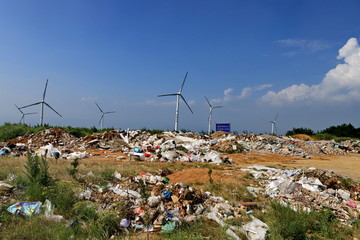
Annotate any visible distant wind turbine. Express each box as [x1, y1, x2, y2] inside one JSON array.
[[19, 79, 62, 126], [95, 102, 115, 130], [15, 104, 37, 124], [270, 113, 278, 135], [205, 96, 222, 135], [158, 72, 193, 132]]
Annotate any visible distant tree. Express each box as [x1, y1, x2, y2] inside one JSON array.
[[286, 127, 314, 136], [320, 123, 360, 138]]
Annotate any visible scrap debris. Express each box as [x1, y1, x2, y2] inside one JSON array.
[[241, 165, 360, 223], [1, 129, 358, 162]]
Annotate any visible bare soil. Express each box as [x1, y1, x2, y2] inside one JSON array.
[[87, 149, 360, 182], [166, 151, 360, 183]]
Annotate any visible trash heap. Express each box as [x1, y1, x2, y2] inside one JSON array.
[[79, 130, 130, 150], [8, 128, 77, 148], [224, 134, 347, 157], [0, 129, 352, 160], [75, 171, 268, 239], [241, 165, 360, 224]]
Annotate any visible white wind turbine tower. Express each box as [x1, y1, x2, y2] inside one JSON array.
[[270, 113, 278, 135], [95, 102, 115, 130], [158, 72, 193, 132], [15, 104, 37, 124], [205, 96, 222, 135], [19, 79, 62, 126]]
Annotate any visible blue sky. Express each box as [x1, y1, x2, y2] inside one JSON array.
[[1, 0, 360, 134]]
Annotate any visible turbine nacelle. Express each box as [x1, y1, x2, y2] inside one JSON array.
[[95, 102, 115, 130], [158, 72, 193, 131], [205, 96, 223, 135]]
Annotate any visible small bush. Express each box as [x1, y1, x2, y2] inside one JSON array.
[[89, 211, 121, 238], [140, 128, 164, 135], [43, 182, 77, 218], [73, 201, 99, 221], [258, 201, 343, 240], [314, 133, 336, 140], [24, 154, 52, 186], [99, 168, 114, 182]]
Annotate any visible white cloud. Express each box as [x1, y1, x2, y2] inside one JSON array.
[[255, 84, 273, 91], [212, 84, 272, 104], [261, 37, 360, 105], [81, 97, 98, 101], [278, 39, 330, 53]]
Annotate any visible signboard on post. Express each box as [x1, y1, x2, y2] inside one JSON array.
[[216, 123, 231, 133]]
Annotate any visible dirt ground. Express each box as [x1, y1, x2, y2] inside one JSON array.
[[89, 149, 360, 182], [164, 152, 360, 185], [230, 151, 360, 181]]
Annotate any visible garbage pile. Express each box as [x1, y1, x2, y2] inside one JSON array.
[[229, 134, 346, 157], [241, 165, 360, 224], [8, 128, 77, 148], [75, 171, 268, 239], [0, 129, 352, 161]]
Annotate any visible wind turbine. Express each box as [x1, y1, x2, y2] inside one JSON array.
[[15, 104, 37, 124], [205, 96, 222, 135], [270, 113, 278, 135], [19, 79, 62, 126], [158, 72, 193, 132], [95, 102, 115, 130]]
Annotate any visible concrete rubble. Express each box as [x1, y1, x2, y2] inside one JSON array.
[[241, 165, 360, 224]]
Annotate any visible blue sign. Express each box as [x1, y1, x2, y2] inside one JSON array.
[[216, 123, 231, 133]]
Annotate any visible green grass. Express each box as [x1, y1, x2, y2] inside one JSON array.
[[255, 201, 355, 240], [204, 181, 257, 203], [161, 219, 232, 240]]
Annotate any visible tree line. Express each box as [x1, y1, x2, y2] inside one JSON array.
[[286, 123, 360, 139]]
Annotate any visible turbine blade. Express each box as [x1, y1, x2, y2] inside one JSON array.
[[43, 79, 48, 101], [274, 113, 278, 121], [24, 112, 37, 115], [20, 115, 24, 123], [99, 115, 104, 126], [158, 93, 178, 97], [205, 96, 212, 108], [104, 111, 115, 114], [179, 72, 188, 93], [15, 104, 24, 114], [95, 102, 104, 113], [19, 102, 41, 109], [44, 102, 62, 117], [213, 106, 223, 109], [180, 94, 193, 114]]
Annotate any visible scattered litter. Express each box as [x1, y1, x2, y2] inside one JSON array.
[[8, 202, 42, 217]]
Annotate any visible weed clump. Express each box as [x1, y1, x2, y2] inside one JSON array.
[[257, 201, 348, 240]]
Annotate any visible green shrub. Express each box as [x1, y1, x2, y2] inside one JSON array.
[[43, 182, 77, 218], [24, 154, 52, 186], [257, 201, 343, 240], [67, 157, 80, 180], [73, 201, 99, 221], [140, 128, 164, 134], [99, 168, 114, 182], [89, 211, 121, 238], [313, 133, 335, 140]]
